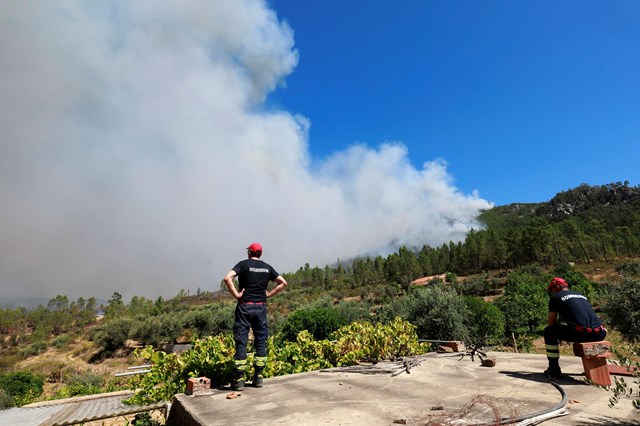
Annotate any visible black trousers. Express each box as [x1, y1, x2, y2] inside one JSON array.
[[544, 324, 606, 346], [544, 324, 606, 368], [233, 303, 269, 360]]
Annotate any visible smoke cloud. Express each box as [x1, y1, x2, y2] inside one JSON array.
[[0, 0, 492, 301]]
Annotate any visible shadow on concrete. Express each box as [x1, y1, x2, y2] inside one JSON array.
[[500, 370, 589, 386], [214, 385, 234, 391]]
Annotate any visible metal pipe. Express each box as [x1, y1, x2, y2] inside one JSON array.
[[114, 370, 151, 377]]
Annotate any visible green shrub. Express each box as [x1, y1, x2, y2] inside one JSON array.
[[281, 307, 348, 342], [428, 277, 444, 286], [454, 275, 498, 297], [0, 389, 14, 409], [20, 341, 47, 359], [92, 317, 134, 352], [182, 309, 214, 337], [67, 370, 104, 388], [444, 272, 457, 284], [602, 277, 640, 341], [359, 287, 369, 301], [52, 334, 71, 349], [159, 315, 184, 343], [330, 291, 345, 301], [55, 370, 105, 399], [334, 301, 372, 324], [615, 261, 640, 277], [554, 270, 598, 303], [132, 412, 160, 426], [131, 317, 163, 347], [0, 371, 44, 406], [378, 285, 469, 342], [495, 268, 547, 338], [268, 314, 288, 336], [0, 352, 22, 371], [463, 297, 505, 346], [54, 384, 102, 399], [309, 295, 335, 309], [608, 342, 640, 409], [208, 304, 236, 335], [514, 334, 535, 353], [9, 335, 19, 348], [129, 313, 186, 348], [369, 284, 395, 304], [330, 318, 429, 365]]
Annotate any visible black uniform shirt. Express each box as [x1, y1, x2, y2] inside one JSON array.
[[548, 290, 602, 328], [232, 258, 279, 302]]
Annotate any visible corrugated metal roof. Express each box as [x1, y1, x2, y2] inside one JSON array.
[[0, 391, 166, 426], [0, 405, 66, 426]]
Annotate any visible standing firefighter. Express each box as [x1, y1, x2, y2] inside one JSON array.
[[544, 277, 606, 379], [223, 243, 288, 390]]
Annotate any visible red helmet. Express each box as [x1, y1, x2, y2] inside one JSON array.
[[246, 242, 262, 255], [547, 277, 568, 292]]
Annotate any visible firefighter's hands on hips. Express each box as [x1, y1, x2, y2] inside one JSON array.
[[234, 289, 244, 300]]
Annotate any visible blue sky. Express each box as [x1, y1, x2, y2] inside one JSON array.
[[268, 0, 640, 205]]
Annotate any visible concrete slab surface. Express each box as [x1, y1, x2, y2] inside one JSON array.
[[167, 352, 639, 426]]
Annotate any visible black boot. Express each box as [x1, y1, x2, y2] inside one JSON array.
[[543, 367, 564, 380], [252, 367, 264, 388], [232, 372, 245, 391], [544, 358, 563, 380], [232, 358, 248, 391]]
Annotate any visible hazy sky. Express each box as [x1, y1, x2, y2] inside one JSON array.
[[1, 1, 495, 301]]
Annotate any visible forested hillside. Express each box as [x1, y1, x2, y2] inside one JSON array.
[[1, 182, 640, 410]]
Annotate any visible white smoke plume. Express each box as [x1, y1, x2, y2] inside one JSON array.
[[0, 0, 492, 301]]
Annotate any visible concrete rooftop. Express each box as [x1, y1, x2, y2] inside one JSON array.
[[167, 351, 639, 426]]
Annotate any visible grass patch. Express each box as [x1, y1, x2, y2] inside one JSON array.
[[0, 351, 22, 372], [606, 329, 640, 363]]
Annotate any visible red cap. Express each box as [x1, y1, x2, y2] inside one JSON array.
[[247, 243, 262, 253], [547, 277, 568, 291]]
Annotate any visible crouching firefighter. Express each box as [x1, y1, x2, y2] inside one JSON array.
[[223, 243, 288, 390], [543, 277, 606, 380]]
